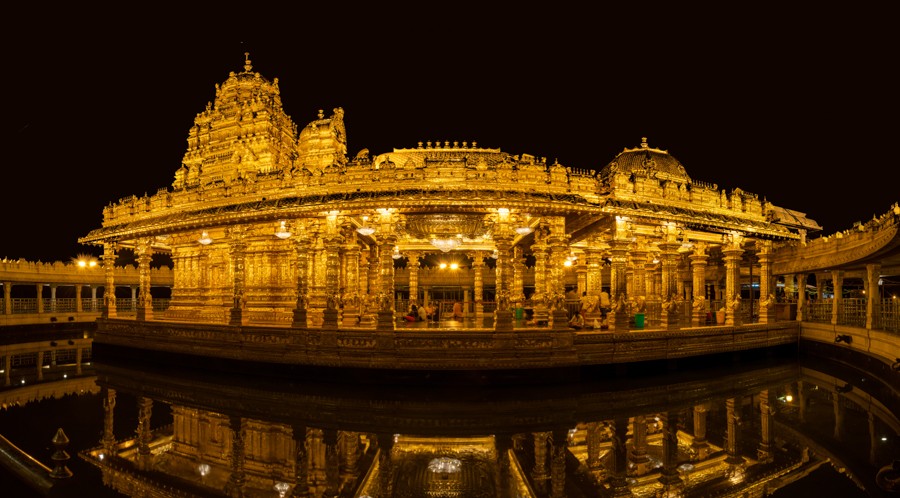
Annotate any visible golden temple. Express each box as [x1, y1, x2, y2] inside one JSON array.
[[72, 52, 900, 372], [2, 52, 896, 498]]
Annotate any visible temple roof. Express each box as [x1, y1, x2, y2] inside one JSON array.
[[599, 137, 692, 183]]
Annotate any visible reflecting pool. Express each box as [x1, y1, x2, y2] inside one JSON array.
[[1, 340, 898, 497]]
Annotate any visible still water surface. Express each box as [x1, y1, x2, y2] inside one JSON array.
[[1, 343, 897, 497]]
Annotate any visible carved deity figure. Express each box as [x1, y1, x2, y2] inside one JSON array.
[[726, 292, 742, 311], [615, 293, 628, 313], [692, 295, 706, 311], [580, 293, 599, 313]]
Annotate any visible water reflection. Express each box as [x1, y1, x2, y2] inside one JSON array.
[[1, 350, 898, 497]]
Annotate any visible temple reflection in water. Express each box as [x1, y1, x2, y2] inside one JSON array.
[[2, 50, 899, 498], [48, 346, 888, 498]]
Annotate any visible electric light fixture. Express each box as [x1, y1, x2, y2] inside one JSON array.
[[275, 221, 292, 239]]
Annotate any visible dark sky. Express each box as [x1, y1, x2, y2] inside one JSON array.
[[3, 5, 897, 263]]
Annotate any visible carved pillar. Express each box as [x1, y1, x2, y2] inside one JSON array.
[[496, 435, 513, 498], [610, 240, 630, 331], [630, 241, 648, 302], [228, 227, 248, 326], [531, 431, 551, 489], [407, 251, 421, 308], [550, 429, 567, 498], [136, 397, 153, 471], [322, 234, 342, 328], [831, 270, 844, 325], [691, 404, 711, 460], [531, 224, 550, 325], [36, 351, 43, 380], [377, 433, 395, 497], [136, 238, 154, 321], [757, 242, 777, 324], [101, 242, 117, 318], [722, 233, 744, 326], [512, 246, 526, 309], [225, 416, 246, 498], [291, 425, 310, 498], [866, 263, 882, 330], [471, 252, 485, 319], [658, 411, 683, 491], [690, 244, 709, 326], [585, 422, 603, 474], [583, 247, 604, 325], [101, 388, 116, 455], [575, 257, 588, 297], [833, 391, 846, 441], [292, 229, 312, 328], [359, 246, 379, 328], [659, 239, 681, 331], [34, 284, 44, 313], [338, 431, 360, 483], [75, 284, 83, 313], [3, 282, 11, 315], [758, 390, 774, 463], [725, 397, 742, 464], [610, 418, 632, 497], [49, 284, 57, 312], [494, 234, 514, 331], [629, 415, 651, 475], [796, 273, 808, 321], [341, 236, 361, 327], [323, 429, 339, 497], [376, 237, 396, 330], [547, 217, 569, 329]]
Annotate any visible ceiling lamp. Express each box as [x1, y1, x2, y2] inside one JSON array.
[[430, 237, 460, 252], [428, 457, 462, 474], [198, 231, 213, 245], [356, 215, 376, 236], [275, 220, 292, 239], [392, 246, 403, 259]]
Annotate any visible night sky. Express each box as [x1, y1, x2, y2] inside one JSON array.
[[4, 5, 897, 263]]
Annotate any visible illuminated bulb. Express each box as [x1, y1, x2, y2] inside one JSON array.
[[449, 262, 459, 270], [198, 463, 210, 477], [274, 482, 291, 497], [198, 231, 213, 245], [785, 394, 793, 403], [563, 259, 573, 267], [275, 221, 292, 239], [440, 262, 448, 269], [515, 226, 533, 235]]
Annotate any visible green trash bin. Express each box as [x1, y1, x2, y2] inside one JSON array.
[[515, 307, 524, 320], [634, 313, 645, 329]]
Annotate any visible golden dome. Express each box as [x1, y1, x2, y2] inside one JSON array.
[[600, 137, 691, 183]]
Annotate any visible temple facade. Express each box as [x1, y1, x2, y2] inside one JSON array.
[[78, 53, 825, 336]]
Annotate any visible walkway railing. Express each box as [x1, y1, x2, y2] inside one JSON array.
[[2, 299, 170, 315]]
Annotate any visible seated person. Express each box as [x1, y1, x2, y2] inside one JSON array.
[[425, 304, 437, 321], [568, 310, 585, 329], [404, 304, 419, 322], [418, 304, 428, 321]]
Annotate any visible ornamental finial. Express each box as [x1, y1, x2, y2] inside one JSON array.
[[243, 52, 252, 72], [641, 137, 648, 148]]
